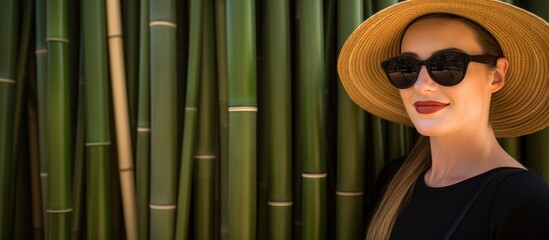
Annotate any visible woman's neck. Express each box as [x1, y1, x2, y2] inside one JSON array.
[[424, 126, 521, 187]]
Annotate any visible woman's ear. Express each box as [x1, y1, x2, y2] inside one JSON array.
[[490, 57, 509, 93]]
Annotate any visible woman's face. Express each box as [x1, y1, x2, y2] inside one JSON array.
[[399, 18, 504, 137]]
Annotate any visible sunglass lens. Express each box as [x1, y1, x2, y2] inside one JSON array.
[[429, 53, 466, 86], [384, 57, 418, 89]]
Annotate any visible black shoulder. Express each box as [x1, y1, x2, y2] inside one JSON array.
[[494, 171, 549, 202], [491, 172, 549, 239]]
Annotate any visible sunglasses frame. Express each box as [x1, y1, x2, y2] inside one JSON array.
[[381, 52, 499, 89]]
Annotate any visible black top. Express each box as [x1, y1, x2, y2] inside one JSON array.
[[390, 167, 549, 240]]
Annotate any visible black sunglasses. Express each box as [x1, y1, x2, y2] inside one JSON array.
[[381, 52, 499, 89]]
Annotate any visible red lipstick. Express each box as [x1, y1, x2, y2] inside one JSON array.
[[414, 101, 449, 114]]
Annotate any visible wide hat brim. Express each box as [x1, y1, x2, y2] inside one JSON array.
[[338, 0, 549, 138]]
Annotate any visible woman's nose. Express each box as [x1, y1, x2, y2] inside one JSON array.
[[413, 66, 437, 92]]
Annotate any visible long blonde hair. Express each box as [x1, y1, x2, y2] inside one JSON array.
[[365, 13, 503, 240], [366, 136, 431, 240]]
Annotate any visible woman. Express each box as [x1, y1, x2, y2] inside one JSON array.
[[338, 0, 549, 239]]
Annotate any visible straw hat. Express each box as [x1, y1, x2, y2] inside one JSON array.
[[338, 0, 549, 138]]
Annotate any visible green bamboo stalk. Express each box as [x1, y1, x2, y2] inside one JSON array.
[[28, 100, 44, 240], [71, 73, 84, 240], [364, 0, 374, 17], [45, 0, 72, 238], [34, 0, 49, 235], [193, 156, 216, 240], [12, 0, 33, 170], [498, 138, 521, 159], [175, 0, 203, 238], [27, 65, 44, 239], [336, 1, 365, 239], [292, 155, 303, 240], [122, 0, 139, 149], [258, 30, 268, 237], [323, 0, 336, 86], [192, 2, 216, 237], [324, 6, 336, 237], [15, 1, 42, 239], [227, 0, 258, 239], [385, 123, 410, 161], [374, 0, 398, 12], [110, 152, 124, 239], [175, 0, 190, 137], [149, 0, 178, 238], [0, 0, 19, 238], [258, 140, 268, 240], [136, 0, 151, 238], [213, 0, 229, 238], [67, 0, 79, 118], [257, 2, 268, 237], [261, 0, 293, 239], [105, 1, 138, 239], [369, 117, 385, 181], [298, 1, 327, 239], [13, 0, 32, 238], [526, 128, 549, 182], [82, 0, 112, 238]]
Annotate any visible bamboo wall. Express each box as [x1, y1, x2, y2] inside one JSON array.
[[0, 0, 547, 239]]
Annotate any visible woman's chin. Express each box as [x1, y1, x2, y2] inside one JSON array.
[[415, 128, 442, 137], [411, 120, 449, 137]]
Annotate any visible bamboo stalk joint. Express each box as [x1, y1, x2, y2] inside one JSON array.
[[45, 208, 73, 214], [0, 78, 16, 84], [301, 173, 328, 178], [335, 191, 364, 197], [137, 127, 151, 132], [85, 142, 112, 147], [149, 21, 177, 28], [228, 106, 258, 112], [45, 37, 70, 43], [149, 204, 177, 210], [108, 33, 123, 38], [267, 201, 293, 207]]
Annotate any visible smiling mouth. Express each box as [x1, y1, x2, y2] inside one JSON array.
[[414, 101, 450, 114]]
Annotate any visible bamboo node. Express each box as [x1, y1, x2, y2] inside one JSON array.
[[301, 173, 328, 178], [137, 127, 151, 132], [149, 204, 177, 210], [108, 33, 123, 38], [46, 38, 70, 43], [228, 106, 258, 112], [35, 49, 47, 54], [119, 166, 134, 172], [0, 78, 16, 84], [194, 154, 216, 160], [40, 173, 48, 177], [46, 208, 73, 214], [185, 107, 197, 111], [85, 142, 112, 147], [268, 201, 293, 207], [336, 191, 364, 197], [149, 21, 177, 28]]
